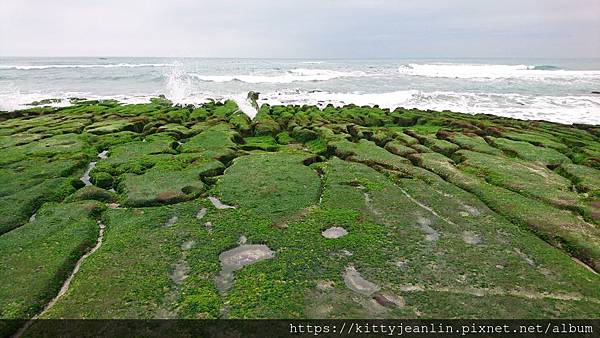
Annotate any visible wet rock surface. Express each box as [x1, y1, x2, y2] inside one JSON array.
[[2, 99, 600, 325], [321, 227, 348, 239], [208, 196, 236, 209], [416, 217, 440, 242], [215, 244, 275, 294], [343, 266, 380, 296]]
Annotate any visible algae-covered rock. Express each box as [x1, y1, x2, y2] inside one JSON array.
[[0, 178, 77, 234], [120, 161, 223, 207], [384, 141, 417, 157], [217, 153, 320, 221], [66, 186, 117, 203], [179, 124, 239, 162], [330, 139, 411, 172], [90, 171, 114, 189], [486, 137, 571, 166], [0, 201, 103, 323], [84, 119, 143, 135], [291, 126, 318, 142], [240, 136, 279, 151], [2, 98, 600, 324]]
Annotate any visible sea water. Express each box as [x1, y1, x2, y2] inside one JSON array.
[[1, 57, 599, 124]]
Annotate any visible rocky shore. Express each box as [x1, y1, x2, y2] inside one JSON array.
[[1, 97, 599, 334]]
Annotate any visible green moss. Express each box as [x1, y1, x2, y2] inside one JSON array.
[[156, 123, 192, 139], [384, 141, 417, 157], [42, 204, 200, 319], [217, 153, 320, 222], [456, 150, 579, 209], [179, 124, 238, 162], [1, 100, 600, 324], [445, 133, 502, 156], [486, 137, 570, 166], [291, 127, 318, 143], [229, 112, 252, 136], [253, 106, 281, 136], [275, 131, 294, 145], [241, 136, 279, 151], [424, 137, 460, 156], [412, 152, 600, 271], [0, 202, 102, 321], [0, 178, 77, 234], [120, 161, 223, 207], [558, 163, 600, 196], [90, 171, 114, 189], [411, 143, 432, 153], [84, 119, 142, 135], [66, 186, 117, 203], [330, 139, 411, 172], [502, 129, 569, 152]]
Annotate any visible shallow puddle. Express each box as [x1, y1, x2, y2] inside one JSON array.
[[461, 204, 481, 216], [164, 215, 178, 227], [416, 217, 440, 241], [80, 151, 109, 186], [463, 231, 482, 245], [170, 260, 189, 285], [181, 240, 195, 250], [208, 196, 236, 209], [322, 227, 348, 239], [97, 150, 109, 159], [214, 244, 274, 294], [80, 161, 96, 186], [343, 266, 380, 296], [195, 207, 207, 220], [392, 258, 407, 268]]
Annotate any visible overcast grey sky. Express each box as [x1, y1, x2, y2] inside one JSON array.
[[1, 0, 599, 58]]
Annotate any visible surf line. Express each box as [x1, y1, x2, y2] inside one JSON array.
[[13, 221, 106, 338]]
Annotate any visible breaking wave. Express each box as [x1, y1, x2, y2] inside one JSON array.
[[398, 63, 600, 79], [258, 89, 600, 125], [190, 68, 367, 83]]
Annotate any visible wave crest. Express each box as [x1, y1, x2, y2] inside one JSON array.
[[398, 63, 600, 79], [191, 68, 366, 84]]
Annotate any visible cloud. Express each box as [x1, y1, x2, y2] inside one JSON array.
[[0, 0, 598, 57]]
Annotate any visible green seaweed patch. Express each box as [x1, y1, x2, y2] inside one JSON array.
[[217, 153, 320, 222], [119, 161, 223, 207], [0, 178, 78, 234], [0, 201, 103, 323], [241, 136, 279, 152], [486, 137, 570, 166]]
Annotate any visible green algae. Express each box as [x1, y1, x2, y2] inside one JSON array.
[[120, 164, 215, 207], [216, 153, 320, 222], [486, 137, 571, 166], [0, 98, 599, 330], [0, 202, 103, 328]]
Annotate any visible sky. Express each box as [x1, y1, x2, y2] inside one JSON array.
[[1, 0, 599, 58]]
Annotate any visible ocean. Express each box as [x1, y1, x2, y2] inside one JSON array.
[[1, 57, 599, 124]]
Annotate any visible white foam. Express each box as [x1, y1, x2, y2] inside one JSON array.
[[230, 94, 258, 118], [398, 63, 600, 80], [258, 89, 600, 125], [0, 89, 156, 112], [190, 68, 366, 84], [4, 88, 599, 125], [0, 63, 174, 70]]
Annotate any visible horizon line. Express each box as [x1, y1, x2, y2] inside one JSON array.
[[1, 55, 599, 60]]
